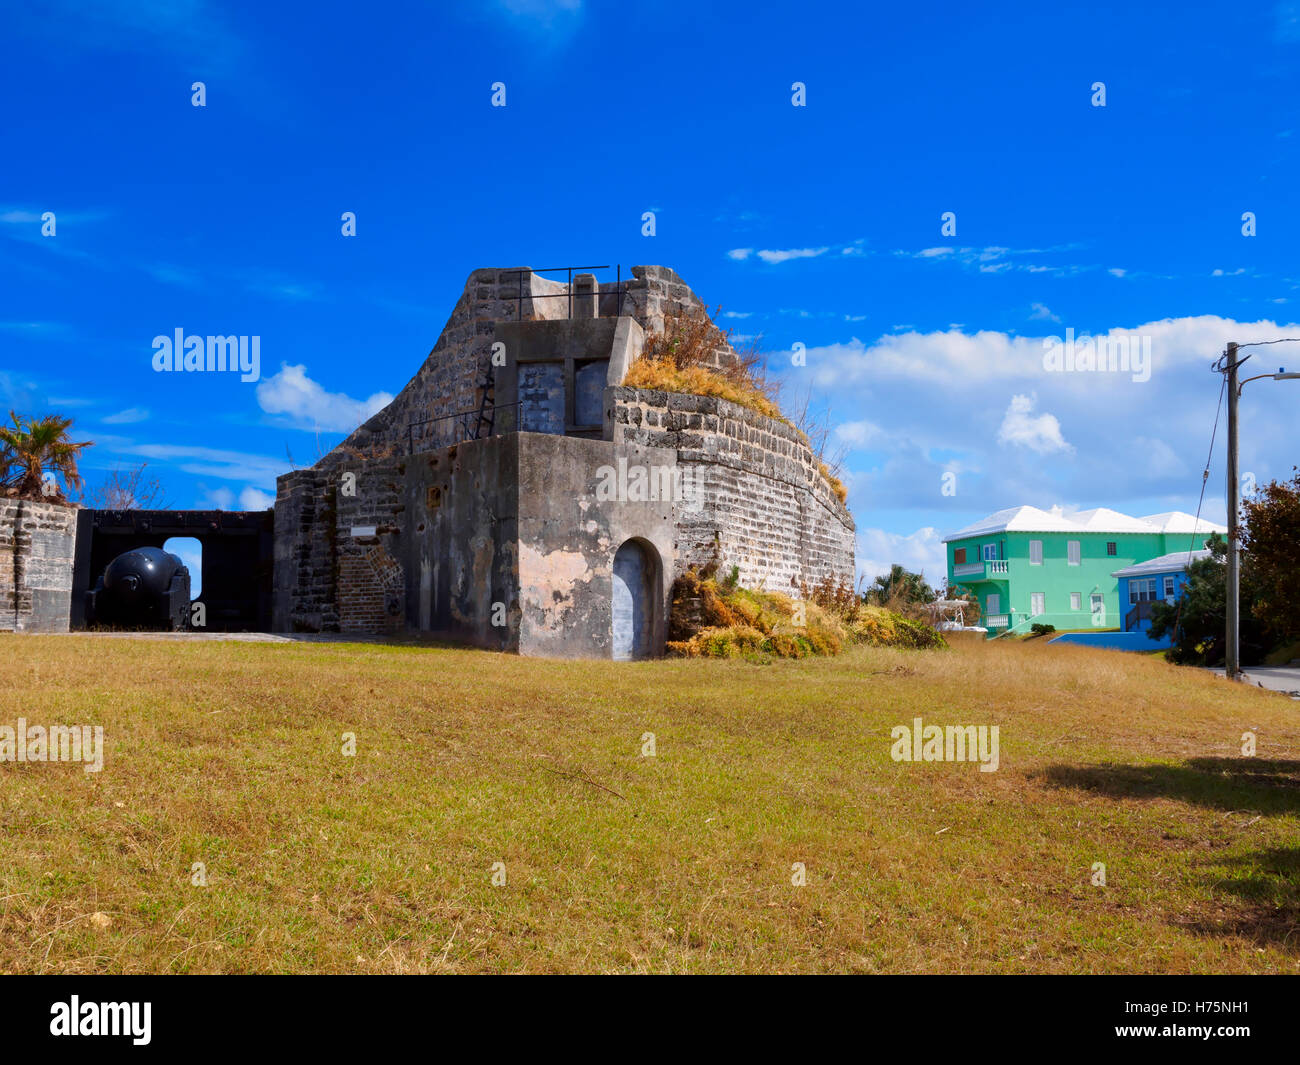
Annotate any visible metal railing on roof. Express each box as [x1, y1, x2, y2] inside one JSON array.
[[501, 265, 626, 319]]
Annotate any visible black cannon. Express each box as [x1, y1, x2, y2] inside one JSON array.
[[85, 546, 191, 630]]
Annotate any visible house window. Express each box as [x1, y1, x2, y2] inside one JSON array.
[[954, 548, 967, 565], [987, 593, 1000, 615], [982, 544, 997, 562], [1163, 575, 1176, 599], [1029, 540, 1042, 565], [1129, 578, 1159, 604], [1067, 540, 1081, 566], [1106, 542, 1117, 556], [1030, 592, 1045, 616], [1070, 592, 1082, 610]]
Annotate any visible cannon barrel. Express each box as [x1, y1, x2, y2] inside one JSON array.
[[87, 546, 191, 630], [102, 547, 184, 605]]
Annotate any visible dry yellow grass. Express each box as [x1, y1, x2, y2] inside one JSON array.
[[0, 634, 1296, 974]]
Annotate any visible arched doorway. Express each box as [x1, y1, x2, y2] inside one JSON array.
[[612, 539, 656, 660]]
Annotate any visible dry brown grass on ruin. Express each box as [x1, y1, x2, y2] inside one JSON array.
[[623, 306, 784, 421], [623, 306, 848, 504]]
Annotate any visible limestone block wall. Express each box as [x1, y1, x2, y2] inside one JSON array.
[[0, 499, 78, 633], [609, 387, 856, 593]]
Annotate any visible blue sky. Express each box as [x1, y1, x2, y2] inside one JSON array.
[[3, 0, 1299, 585]]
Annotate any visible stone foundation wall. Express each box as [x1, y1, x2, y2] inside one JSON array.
[[0, 499, 78, 633], [610, 387, 855, 593]]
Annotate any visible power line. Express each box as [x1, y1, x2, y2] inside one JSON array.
[[1170, 373, 1226, 643]]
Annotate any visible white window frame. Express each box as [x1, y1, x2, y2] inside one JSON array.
[[982, 543, 997, 562], [1067, 540, 1081, 566], [1163, 575, 1176, 599], [1030, 592, 1045, 616], [1029, 539, 1043, 565], [1070, 592, 1081, 610]]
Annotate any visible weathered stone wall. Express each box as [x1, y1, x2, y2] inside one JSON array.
[[334, 459, 407, 635], [610, 387, 855, 593], [0, 499, 78, 633], [273, 468, 339, 632]]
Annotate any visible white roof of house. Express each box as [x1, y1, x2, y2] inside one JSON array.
[[1071, 507, 1158, 533], [942, 505, 1079, 541], [1111, 549, 1211, 578], [1138, 511, 1228, 534], [943, 506, 1226, 543]]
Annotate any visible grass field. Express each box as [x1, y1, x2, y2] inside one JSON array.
[[1, 634, 1297, 974]]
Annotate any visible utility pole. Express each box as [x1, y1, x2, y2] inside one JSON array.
[[1224, 342, 1240, 681], [1216, 340, 1297, 682]]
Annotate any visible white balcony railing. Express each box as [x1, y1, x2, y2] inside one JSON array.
[[986, 614, 1009, 628], [953, 559, 1009, 579]]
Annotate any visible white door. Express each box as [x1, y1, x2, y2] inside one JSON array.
[[1031, 593, 1045, 616], [1090, 593, 1105, 627], [987, 593, 1000, 615]]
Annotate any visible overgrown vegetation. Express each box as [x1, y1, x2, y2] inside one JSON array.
[[667, 564, 945, 659], [622, 306, 848, 504]]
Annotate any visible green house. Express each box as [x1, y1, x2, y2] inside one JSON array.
[[942, 506, 1224, 636]]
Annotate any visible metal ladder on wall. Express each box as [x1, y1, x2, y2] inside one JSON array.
[[468, 360, 496, 440]]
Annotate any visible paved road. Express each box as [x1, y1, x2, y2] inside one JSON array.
[[1207, 665, 1300, 698]]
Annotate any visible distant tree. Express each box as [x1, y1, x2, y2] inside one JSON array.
[[1241, 468, 1300, 644], [1149, 534, 1275, 666], [0, 411, 93, 502], [78, 463, 169, 510], [866, 564, 936, 609]]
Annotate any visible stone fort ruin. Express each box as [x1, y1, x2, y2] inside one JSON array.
[[270, 265, 856, 658]]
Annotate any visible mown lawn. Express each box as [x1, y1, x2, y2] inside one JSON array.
[[0, 634, 1296, 973]]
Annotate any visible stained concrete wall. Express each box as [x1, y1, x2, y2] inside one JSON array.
[[402, 436, 520, 651], [514, 433, 676, 659], [0, 499, 78, 633]]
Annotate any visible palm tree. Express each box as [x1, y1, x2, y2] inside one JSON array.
[[0, 411, 93, 502], [867, 563, 935, 608]]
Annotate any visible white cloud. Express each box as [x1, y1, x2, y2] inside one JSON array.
[[1029, 302, 1060, 322], [834, 419, 886, 449], [855, 526, 946, 588], [756, 247, 828, 264], [997, 393, 1073, 454], [239, 486, 274, 510], [102, 407, 149, 424], [256, 363, 392, 433], [199, 486, 235, 510], [726, 248, 753, 261]]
